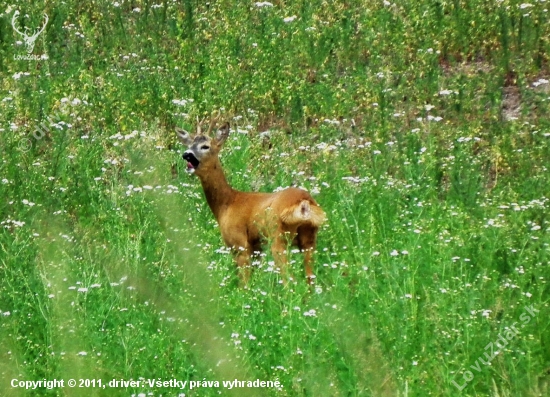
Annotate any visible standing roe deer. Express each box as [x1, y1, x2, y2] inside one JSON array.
[[176, 120, 325, 286]]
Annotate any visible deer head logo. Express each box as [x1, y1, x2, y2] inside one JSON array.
[[11, 11, 48, 54]]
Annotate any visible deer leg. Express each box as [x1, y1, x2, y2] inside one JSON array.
[[234, 246, 253, 287], [271, 234, 289, 284], [297, 225, 318, 284], [303, 249, 315, 284]]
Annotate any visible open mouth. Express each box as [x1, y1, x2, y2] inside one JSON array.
[[182, 152, 200, 173]]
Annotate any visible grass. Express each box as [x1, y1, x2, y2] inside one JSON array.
[[1, 0, 549, 396]]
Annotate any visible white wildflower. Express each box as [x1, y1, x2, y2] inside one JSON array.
[[533, 78, 549, 87], [303, 309, 317, 317]]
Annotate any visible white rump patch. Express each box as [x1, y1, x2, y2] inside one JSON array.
[[281, 200, 326, 226]]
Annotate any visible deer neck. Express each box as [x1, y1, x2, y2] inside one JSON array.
[[196, 158, 235, 221]]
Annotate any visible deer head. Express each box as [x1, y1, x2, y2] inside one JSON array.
[[11, 11, 48, 54], [176, 121, 230, 175]]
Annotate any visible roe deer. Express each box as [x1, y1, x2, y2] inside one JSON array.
[[176, 121, 325, 286]]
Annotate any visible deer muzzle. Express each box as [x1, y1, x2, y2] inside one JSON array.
[[182, 151, 200, 173]]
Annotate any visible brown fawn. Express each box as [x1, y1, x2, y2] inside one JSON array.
[[176, 120, 325, 286]]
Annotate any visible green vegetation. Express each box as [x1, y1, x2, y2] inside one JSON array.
[[1, 0, 549, 395]]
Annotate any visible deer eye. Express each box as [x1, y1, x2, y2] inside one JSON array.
[[201, 145, 210, 150]]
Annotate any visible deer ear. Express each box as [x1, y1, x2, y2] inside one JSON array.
[[215, 123, 230, 146], [176, 127, 193, 145]]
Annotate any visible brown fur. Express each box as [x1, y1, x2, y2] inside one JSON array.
[[177, 123, 325, 285]]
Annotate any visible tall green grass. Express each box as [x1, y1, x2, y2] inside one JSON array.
[[1, 1, 549, 396]]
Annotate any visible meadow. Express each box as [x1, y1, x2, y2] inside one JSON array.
[[0, 0, 549, 396]]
